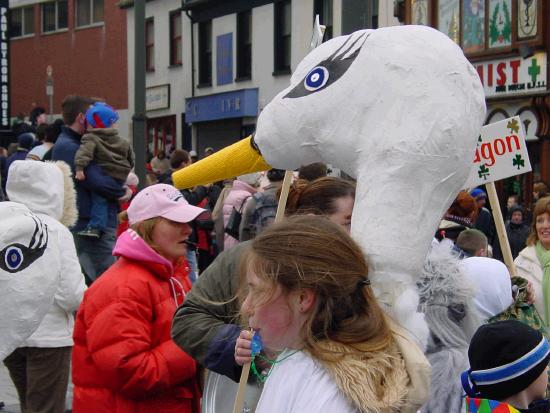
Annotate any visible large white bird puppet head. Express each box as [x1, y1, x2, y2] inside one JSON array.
[[173, 25, 486, 348]]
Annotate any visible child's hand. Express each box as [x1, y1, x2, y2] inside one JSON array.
[[75, 170, 85, 181], [234, 330, 253, 366], [118, 186, 133, 202]]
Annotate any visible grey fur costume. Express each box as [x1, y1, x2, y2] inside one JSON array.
[[418, 240, 482, 413]]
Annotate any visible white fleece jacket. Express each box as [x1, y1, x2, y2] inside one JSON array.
[[7, 160, 86, 347]]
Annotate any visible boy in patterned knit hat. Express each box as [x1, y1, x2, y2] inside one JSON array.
[[74, 102, 135, 238], [461, 320, 550, 412]]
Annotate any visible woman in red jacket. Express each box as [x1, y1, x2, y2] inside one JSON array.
[[72, 184, 205, 413]]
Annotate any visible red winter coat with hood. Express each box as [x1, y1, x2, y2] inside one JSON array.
[[72, 229, 200, 413]]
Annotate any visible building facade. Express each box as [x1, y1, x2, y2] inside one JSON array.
[[122, 0, 193, 158], [123, 0, 397, 158], [9, 0, 129, 138], [401, 0, 549, 207]]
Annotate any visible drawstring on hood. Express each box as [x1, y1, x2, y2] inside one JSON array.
[[169, 277, 186, 307]]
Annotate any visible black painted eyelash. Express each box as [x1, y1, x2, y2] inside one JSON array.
[[283, 32, 371, 99], [327, 32, 370, 62]]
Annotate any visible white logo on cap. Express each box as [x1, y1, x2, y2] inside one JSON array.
[[167, 190, 184, 202]]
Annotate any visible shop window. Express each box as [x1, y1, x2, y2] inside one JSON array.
[[274, 0, 291, 74], [314, 0, 333, 40], [42, 0, 68, 33], [236, 10, 252, 80], [169, 11, 182, 66], [198, 20, 212, 85], [147, 116, 176, 156], [146, 18, 155, 72], [342, 0, 378, 34], [11, 6, 35, 38], [75, 0, 104, 27]]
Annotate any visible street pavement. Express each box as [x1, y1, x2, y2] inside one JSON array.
[[0, 362, 73, 413]]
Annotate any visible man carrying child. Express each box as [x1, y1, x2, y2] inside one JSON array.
[[52, 96, 127, 283]]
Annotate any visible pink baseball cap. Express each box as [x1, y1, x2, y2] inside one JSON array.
[[127, 184, 206, 225]]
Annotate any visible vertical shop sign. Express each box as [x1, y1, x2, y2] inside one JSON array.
[[0, 0, 9, 129]]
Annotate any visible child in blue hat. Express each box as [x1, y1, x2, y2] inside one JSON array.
[[461, 320, 550, 412], [74, 102, 135, 238]]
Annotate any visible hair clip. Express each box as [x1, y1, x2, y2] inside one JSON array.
[[357, 278, 371, 289]]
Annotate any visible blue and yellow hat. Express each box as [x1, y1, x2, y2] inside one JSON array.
[[462, 320, 550, 401]]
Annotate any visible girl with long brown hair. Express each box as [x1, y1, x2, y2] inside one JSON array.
[[171, 177, 359, 386], [234, 215, 430, 412]]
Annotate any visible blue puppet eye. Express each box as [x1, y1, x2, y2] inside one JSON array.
[[304, 66, 329, 92], [5, 246, 23, 271]]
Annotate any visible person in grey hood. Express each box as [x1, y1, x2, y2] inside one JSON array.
[[4, 159, 87, 413]]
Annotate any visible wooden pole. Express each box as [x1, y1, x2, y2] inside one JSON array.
[[232, 361, 252, 413], [275, 171, 294, 223], [486, 182, 517, 276]]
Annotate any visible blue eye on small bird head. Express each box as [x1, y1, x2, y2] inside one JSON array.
[[0, 213, 48, 274], [5, 247, 23, 271], [304, 66, 329, 91]]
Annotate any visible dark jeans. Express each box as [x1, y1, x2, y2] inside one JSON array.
[[87, 191, 108, 231], [73, 227, 116, 283], [4, 346, 71, 413]]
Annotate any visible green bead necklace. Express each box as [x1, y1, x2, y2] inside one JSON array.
[[250, 349, 302, 383]]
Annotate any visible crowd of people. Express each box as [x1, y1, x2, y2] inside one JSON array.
[[2, 94, 550, 413]]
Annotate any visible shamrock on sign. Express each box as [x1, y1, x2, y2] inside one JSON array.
[[513, 154, 525, 170], [478, 164, 490, 180], [507, 119, 519, 134]]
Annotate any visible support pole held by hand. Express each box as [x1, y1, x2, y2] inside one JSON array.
[[486, 182, 517, 277], [232, 361, 252, 413]]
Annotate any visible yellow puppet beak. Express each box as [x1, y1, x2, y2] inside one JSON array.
[[172, 135, 272, 189]]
